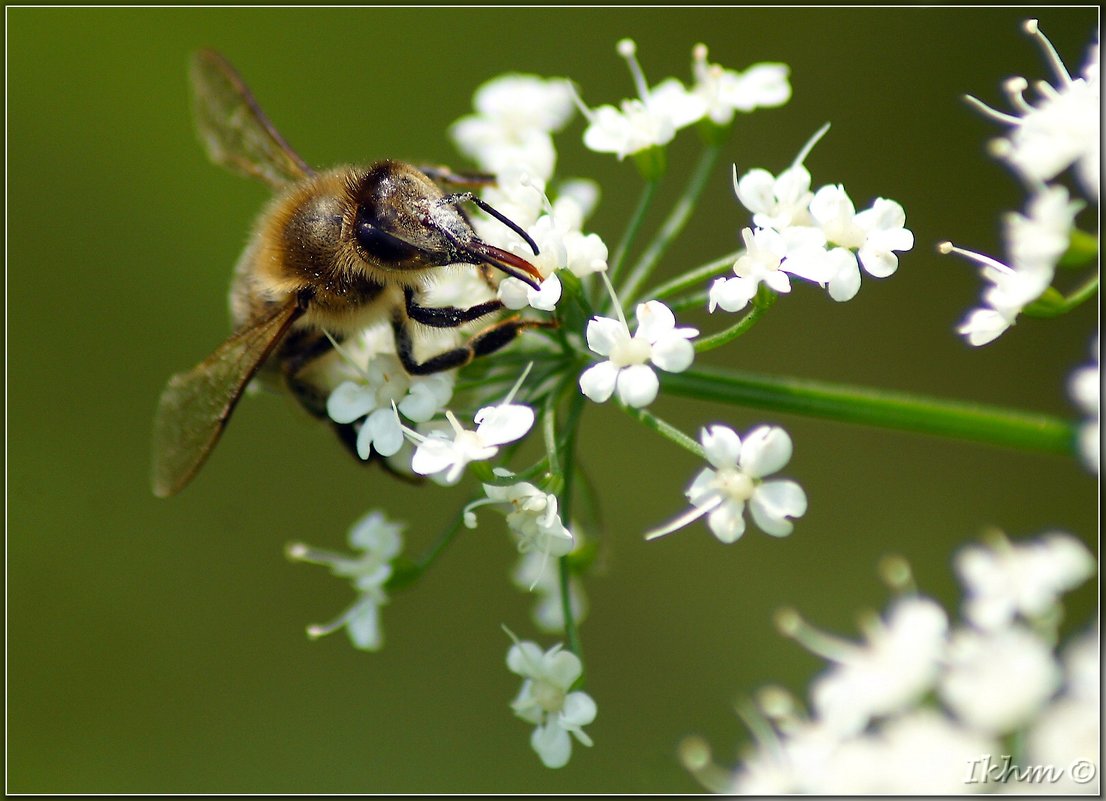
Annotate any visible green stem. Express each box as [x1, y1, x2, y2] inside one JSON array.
[[1059, 228, 1098, 268], [622, 406, 704, 458], [619, 141, 725, 306], [602, 178, 662, 304], [644, 250, 739, 302], [557, 389, 587, 661], [387, 506, 470, 591], [661, 366, 1078, 455], [1023, 274, 1099, 317], [694, 299, 774, 353]]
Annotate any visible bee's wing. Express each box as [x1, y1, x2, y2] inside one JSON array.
[[190, 49, 313, 189], [151, 298, 303, 498]]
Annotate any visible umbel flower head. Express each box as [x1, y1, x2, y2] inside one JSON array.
[[285, 510, 405, 651], [646, 424, 807, 543], [965, 19, 1100, 200], [683, 531, 1096, 795], [507, 637, 597, 768]]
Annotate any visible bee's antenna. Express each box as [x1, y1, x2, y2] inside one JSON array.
[[444, 192, 540, 256]]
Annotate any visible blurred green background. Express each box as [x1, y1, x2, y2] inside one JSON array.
[[8, 7, 1098, 793]]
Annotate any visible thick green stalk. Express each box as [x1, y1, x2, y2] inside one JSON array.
[[662, 366, 1077, 455]]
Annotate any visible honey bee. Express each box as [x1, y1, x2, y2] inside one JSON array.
[[151, 49, 546, 498]]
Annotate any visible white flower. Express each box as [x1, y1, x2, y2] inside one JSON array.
[[499, 271, 562, 311], [466, 481, 574, 561], [955, 530, 1095, 630], [822, 710, 999, 794], [1069, 337, 1100, 473], [325, 326, 455, 460], [807, 187, 914, 301], [579, 300, 697, 408], [285, 510, 405, 651], [799, 598, 949, 736], [512, 550, 589, 634], [690, 43, 791, 126], [1021, 627, 1101, 792], [578, 39, 707, 159], [944, 185, 1079, 345], [938, 624, 1061, 735], [450, 73, 575, 180], [967, 20, 1100, 200], [474, 175, 608, 306], [646, 424, 807, 543], [507, 639, 597, 768], [708, 226, 828, 312], [407, 402, 535, 485], [735, 164, 815, 231]]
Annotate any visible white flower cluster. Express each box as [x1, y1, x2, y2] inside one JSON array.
[[450, 73, 610, 313], [684, 530, 1096, 794], [713, 127, 915, 312], [324, 323, 455, 462], [507, 638, 597, 768], [944, 20, 1099, 346], [285, 510, 406, 652], [576, 39, 791, 160]]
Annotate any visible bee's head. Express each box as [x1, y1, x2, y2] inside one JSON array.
[[348, 161, 542, 289]]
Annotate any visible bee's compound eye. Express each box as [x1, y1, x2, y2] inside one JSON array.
[[354, 204, 420, 264]]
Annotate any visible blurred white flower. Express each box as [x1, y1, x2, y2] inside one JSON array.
[[285, 510, 405, 651], [944, 185, 1079, 345], [967, 19, 1100, 200], [798, 597, 949, 736], [954, 530, 1095, 630], [938, 624, 1061, 735], [450, 73, 575, 180], [579, 299, 698, 408], [507, 639, 596, 768], [577, 38, 707, 159], [512, 549, 589, 634], [1022, 627, 1101, 792], [1069, 336, 1100, 473], [647, 424, 806, 543], [690, 43, 791, 126]]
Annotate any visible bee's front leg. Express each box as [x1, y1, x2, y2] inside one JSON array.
[[396, 287, 550, 375]]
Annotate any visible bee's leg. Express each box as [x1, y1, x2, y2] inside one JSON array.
[[397, 288, 554, 375], [277, 329, 338, 418]]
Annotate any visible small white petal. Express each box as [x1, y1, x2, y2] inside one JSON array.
[[701, 425, 742, 469], [579, 361, 619, 402], [649, 335, 695, 373], [749, 479, 807, 536], [327, 381, 377, 424], [615, 363, 660, 407], [634, 300, 677, 342], [739, 426, 793, 477], [474, 403, 535, 446], [531, 722, 572, 768], [708, 499, 747, 543], [585, 316, 628, 356]]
